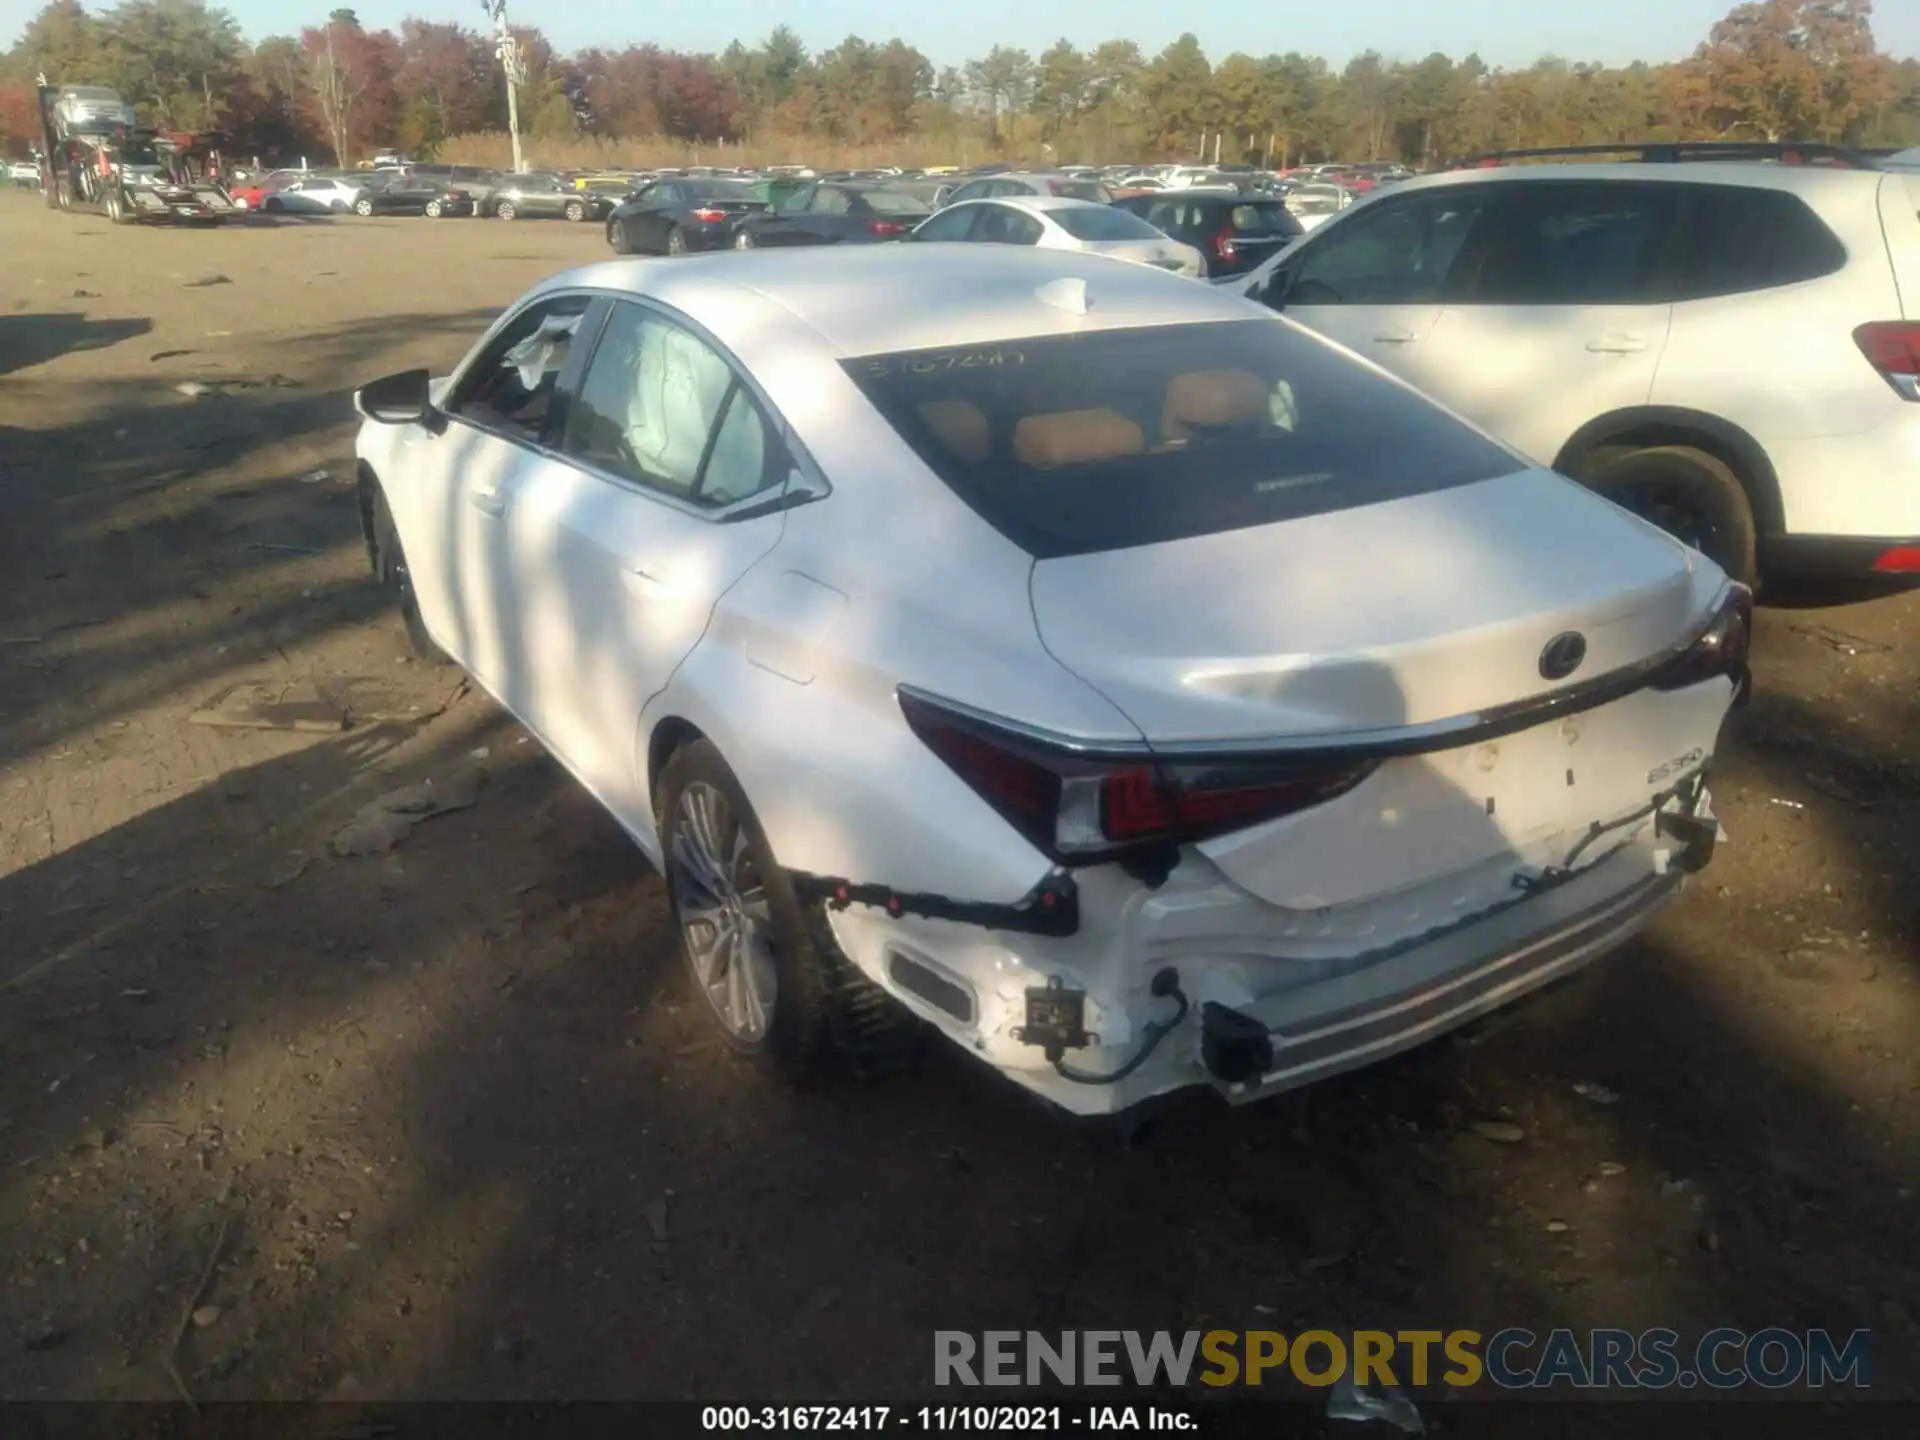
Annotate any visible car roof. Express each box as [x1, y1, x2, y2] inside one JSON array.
[[1388, 160, 1883, 199], [534, 244, 1256, 358], [952, 194, 1113, 214]]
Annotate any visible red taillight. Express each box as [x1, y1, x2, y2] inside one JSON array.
[[690, 206, 726, 222], [1653, 584, 1753, 692], [1874, 545, 1920, 573], [1211, 226, 1235, 261], [899, 691, 1377, 862], [1853, 322, 1920, 399], [868, 219, 906, 236], [1099, 764, 1369, 843]]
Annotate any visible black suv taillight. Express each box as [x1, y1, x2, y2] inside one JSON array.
[[1652, 584, 1752, 693], [898, 690, 1378, 864]]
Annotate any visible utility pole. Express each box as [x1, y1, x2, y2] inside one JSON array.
[[482, 0, 525, 174]]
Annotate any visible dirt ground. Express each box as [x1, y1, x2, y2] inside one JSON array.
[[2, 193, 1918, 1424]]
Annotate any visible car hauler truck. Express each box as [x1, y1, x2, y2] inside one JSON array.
[[33, 80, 237, 225]]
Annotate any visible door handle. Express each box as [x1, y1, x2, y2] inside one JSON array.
[[466, 486, 506, 517], [1373, 329, 1418, 344], [1586, 334, 1648, 353]]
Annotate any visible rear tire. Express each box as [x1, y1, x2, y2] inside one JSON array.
[[354, 197, 374, 217], [425, 199, 443, 218], [733, 229, 754, 250], [496, 200, 517, 221], [563, 200, 585, 222], [1581, 444, 1758, 587], [656, 739, 917, 1079], [364, 478, 449, 665], [666, 225, 687, 255]]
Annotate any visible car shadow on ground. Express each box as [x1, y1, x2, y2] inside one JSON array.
[[0, 306, 504, 773], [0, 313, 154, 377], [0, 552, 1913, 1417]]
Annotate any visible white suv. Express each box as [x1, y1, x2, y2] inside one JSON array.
[[1233, 154, 1920, 587]]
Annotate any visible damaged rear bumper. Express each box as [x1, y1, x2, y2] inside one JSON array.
[[1197, 859, 1683, 1104], [810, 781, 1719, 1118]]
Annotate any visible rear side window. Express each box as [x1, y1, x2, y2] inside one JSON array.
[[1050, 205, 1162, 242], [1052, 181, 1110, 202], [1460, 182, 1681, 305], [1226, 202, 1300, 237], [842, 319, 1519, 559], [1676, 185, 1848, 299]]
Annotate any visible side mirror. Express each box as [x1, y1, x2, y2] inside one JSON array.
[[1258, 268, 1295, 312], [354, 368, 440, 429]]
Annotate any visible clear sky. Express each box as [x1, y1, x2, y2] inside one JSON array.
[[3, 0, 1917, 67]]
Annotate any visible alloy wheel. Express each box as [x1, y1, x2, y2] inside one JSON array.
[[670, 780, 778, 1043]]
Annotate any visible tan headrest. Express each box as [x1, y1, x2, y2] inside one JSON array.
[[1162, 368, 1271, 441], [1013, 409, 1145, 467], [915, 399, 990, 464]]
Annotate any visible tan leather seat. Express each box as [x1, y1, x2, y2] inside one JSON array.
[[915, 399, 991, 464], [1013, 409, 1146, 466], [1161, 368, 1271, 442]]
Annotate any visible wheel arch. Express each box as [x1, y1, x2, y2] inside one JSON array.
[[354, 459, 382, 570], [1552, 407, 1785, 538], [647, 715, 710, 822]]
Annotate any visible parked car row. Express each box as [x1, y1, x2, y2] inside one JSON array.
[[226, 164, 623, 221]]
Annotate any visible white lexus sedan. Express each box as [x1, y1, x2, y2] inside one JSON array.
[[911, 196, 1205, 277], [353, 246, 1746, 1117]]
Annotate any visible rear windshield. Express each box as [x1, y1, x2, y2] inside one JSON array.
[[862, 188, 932, 216], [693, 180, 759, 201], [844, 319, 1519, 558], [1053, 181, 1111, 202], [1226, 202, 1300, 236], [1050, 206, 1162, 241]]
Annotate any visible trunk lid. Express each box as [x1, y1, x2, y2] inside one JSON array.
[[1028, 468, 1706, 743], [1029, 468, 1724, 912]]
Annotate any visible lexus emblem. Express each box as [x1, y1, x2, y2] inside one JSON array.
[[1539, 631, 1588, 681]]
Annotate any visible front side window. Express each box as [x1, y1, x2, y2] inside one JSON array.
[[843, 318, 1519, 559], [563, 302, 782, 507], [810, 187, 853, 216], [446, 294, 592, 442], [775, 185, 813, 215], [948, 179, 991, 204], [1460, 182, 1681, 305], [1286, 188, 1490, 306]]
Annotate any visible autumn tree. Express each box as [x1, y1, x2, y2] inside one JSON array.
[[394, 20, 494, 153], [965, 45, 1032, 142], [299, 8, 397, 162], [1693, 0, 1890, 142], [1031, 40, 1087, 138], [1141, 33, 1214, 155]]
